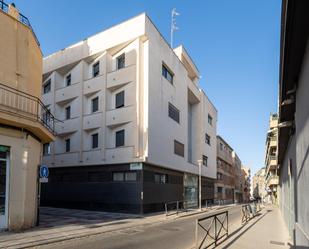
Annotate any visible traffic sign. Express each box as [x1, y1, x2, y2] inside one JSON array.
[[39, 165, 49, 178]]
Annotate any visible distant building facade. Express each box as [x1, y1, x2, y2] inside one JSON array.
[[264, 114, 279, 204], [40, 14, 218, 213], [0, 2, 55, 230], [252, 167, 267, 202], [241, 166, 251, 202]]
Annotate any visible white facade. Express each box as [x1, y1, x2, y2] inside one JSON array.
[[42, 13, 217, 179]]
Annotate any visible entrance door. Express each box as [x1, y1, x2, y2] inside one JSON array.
[[0, 147, 9, 229]]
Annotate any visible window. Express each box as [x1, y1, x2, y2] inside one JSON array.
[[217, 172, 223, 180], [174, 140, 184, 157], [208, 114, 213, 125], [162, 64, 173, 84], [112, 172, 137, 182], [220, 143, 223, 150], [116, 53, 125, 70], [217, 187, 223, 193], [205, 134, 211, 145], [92, 97, 99, 113], [43, 143, 50, 156], [155, 173, 167, 184], [66, 74, 71, 86], [43, 79, 51, 94], [92, 133, 98, 149], [168, 103, 180, 123], [43, 106, 51, 124], [203, 155, 208, 166], [92, 61, 100, 77], [65, 106, 71, 120], [115, 130, 125, 147], [113, 172, 124, 182], [115, 91, 125, 108], [125, 172, 137, 181], [65, 138, 70, 152]]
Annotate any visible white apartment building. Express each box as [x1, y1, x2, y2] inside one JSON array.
[[41, 13, 217, 213]]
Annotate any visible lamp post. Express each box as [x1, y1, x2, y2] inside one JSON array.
[[197, 159, 202, 211]]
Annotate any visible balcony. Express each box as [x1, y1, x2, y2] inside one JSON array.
[[107, 65, 136, 90], [84, 75, 105, 96], [0, 0, 40, 46], [106, 105, 134, 127], [83, 112, 102, 130], [266, 155, 277, 171], [0, 83, 55, 142], [267, 175, 279, 187], [55, 83, 81, 104], [105, 146, 134, 163], [56, 117, 79, 135]]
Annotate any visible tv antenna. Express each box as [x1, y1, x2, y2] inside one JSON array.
[[171, 8, 180, 48]]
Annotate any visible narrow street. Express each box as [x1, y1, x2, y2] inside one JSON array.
[[39, 206, 242, 249]]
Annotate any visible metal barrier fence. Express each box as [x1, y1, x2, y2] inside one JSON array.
[[241, 201, 262, 224], [195, 210, 228, 249], [165, 200, 189, 216]]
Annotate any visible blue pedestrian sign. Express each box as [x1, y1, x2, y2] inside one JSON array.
[[39, 165, 49, 178]]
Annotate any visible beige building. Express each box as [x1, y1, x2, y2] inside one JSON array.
[[241, 166, 251, 202], [252, 167, 267, 201], [264, 113, 279, 204], [0, 3, 55, 230]]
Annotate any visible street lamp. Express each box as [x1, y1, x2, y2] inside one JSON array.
[[197, 159, 202, 211]]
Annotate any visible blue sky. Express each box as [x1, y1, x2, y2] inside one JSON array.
[[16, 0, 281, 175]]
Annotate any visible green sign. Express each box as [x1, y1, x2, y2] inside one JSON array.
[[0, 145, 9, 153]]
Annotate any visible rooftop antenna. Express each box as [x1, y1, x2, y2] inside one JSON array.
[[171, 8, 180, 48]]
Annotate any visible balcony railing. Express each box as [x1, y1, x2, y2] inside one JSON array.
[[0, 0, 40, 46], [0, 83, 56, 134]]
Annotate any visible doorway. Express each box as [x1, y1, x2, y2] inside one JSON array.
[[0, 146, 9, 229]]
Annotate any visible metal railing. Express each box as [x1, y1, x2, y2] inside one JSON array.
[[0, 83, 56, 134], [241, 201, 262, 224], [0, 0, 40, 46], [195, 210, 228, 249], [165, 200, 189, 216]]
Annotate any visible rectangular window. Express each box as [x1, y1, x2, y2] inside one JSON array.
[[162, 64, 174, 84], [116, 53, 125, 70], [115, 129, 125, 147], [43, 79, 51, 94], [125, 172, 137, 181], [65, 138, 70, 152], [92, 61, 100, 77], [208, 114, 213, 125], [220, 143, 223, 150], [217, 173, 223, 180], [205, 134, 211, 145], [155, 173, 167, 184], [217, 187, 223, 193], [203, 155, 208, 166], [168, 103, 180, 123], [66, 74, 71, 86], [65, 106, 71, 120], [112, 172, 137, 182], [115, 91, 125, 109], [113, 172, 124, 182], [43, 143, 50, 156], [174, 140, 184, 157], [92, 133, 98, 149], [92, 97, 99, 113]]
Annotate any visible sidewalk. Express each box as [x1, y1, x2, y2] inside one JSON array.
[[0, 204, 230, 249], [217, 206, 292, 249]]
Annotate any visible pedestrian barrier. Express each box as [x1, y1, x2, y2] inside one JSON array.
[[165, 200, 188, 216], [195, 210, 228, 249], [241, 201, 262, 224]]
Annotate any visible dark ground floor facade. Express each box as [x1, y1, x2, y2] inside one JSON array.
[[41, 163, 215, 214]]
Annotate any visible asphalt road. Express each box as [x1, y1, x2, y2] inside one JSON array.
[[40, 205, 242, 249]]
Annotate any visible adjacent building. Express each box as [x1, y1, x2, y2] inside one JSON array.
[[40, 13, 217, 213], [0, 2, 55, 230], [214, 136, 239, 204], [277, 0, 309, 246], [252, 167, 267, 202], [241, 166, 251, 203], [264, 113, 279, 204]]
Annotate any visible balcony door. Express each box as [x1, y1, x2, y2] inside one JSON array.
[[0, 147, 9, 229]]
